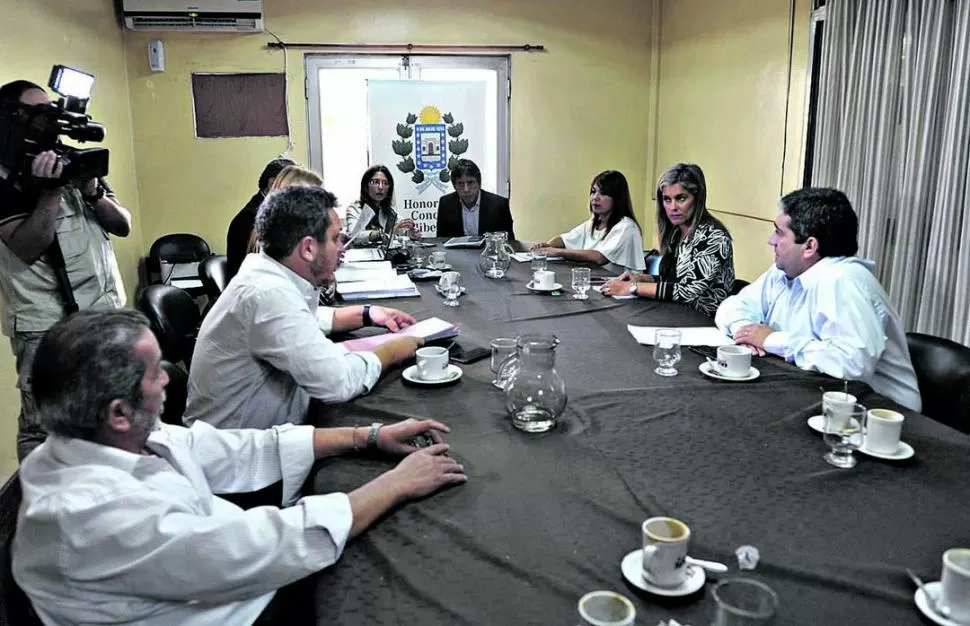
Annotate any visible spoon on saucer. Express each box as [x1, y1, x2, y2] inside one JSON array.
[[686, 556, 728, 574], [907, 568, 950, 617]]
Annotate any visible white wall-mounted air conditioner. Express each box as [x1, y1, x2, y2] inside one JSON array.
[[121, 0, 264, 32]]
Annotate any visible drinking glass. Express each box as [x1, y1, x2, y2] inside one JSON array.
[[531, 249, 548, 276], [711, 578, 779, 626], [490, 337, 517, 389], [653, 328, 681, 377], [571, 267, 591, 300], [822, 402, 865, 468], [410, 244, 427, 268], [443, 272, 462, 307]]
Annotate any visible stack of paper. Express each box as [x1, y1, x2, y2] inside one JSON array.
[[626, 325, 733, 346], [334, 261, 395, 284], [337, 274, 420, 301], [510, 252, 564, 262], [341, 317, 459, 352], [343, 248, 385, 263]]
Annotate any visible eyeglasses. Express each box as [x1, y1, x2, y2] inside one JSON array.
[[368, 179, 390, 188]]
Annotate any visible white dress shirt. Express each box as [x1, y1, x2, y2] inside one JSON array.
[[461, 192, 481, 236], [715, 257, 922, 411], [186, 253, 382, 429], [13, 421, 353, 626], [560, 216, 646, 274]]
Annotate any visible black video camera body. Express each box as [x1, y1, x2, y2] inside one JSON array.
[[0, 65, 109, 189]]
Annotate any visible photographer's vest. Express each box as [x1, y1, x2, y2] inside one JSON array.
[[0, 185, 125, 335]]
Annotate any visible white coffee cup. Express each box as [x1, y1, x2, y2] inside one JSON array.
[[864, 409, 904, 454], [533, 270, 555, 290], [941, 548, 970, 622], [641, 517, 690, 588], [822, 391, 857, 430], [415, 346, 450, 381], [430, 250, 447, 269], [577, 591, 636, 626], [714, 345, 752, 378]]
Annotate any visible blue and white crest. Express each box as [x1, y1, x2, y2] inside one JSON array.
[[415, 124, 447, 171], [392, 107, 469, 194]]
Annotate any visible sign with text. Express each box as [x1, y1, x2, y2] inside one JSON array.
[[368, 80, 486, 237]]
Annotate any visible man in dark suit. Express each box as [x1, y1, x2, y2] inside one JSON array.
[[226, 157, 295, 280], [436, 159, 514, 240]]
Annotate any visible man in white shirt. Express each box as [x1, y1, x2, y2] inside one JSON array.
[[187, 185, 422, 429], [14, 309, 466, 625], [715, 188, 921, 411]]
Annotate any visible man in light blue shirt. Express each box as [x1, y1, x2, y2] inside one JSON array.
[[715, 188, 921, 411]]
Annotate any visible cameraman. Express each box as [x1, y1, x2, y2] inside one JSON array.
[[0, 80, 131, 461]]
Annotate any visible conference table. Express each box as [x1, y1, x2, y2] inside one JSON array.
[[310, 245, 970, 625]]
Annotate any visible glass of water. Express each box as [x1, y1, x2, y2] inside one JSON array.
[[441, 271, 462, 307], [653, 328, 682, 377], [531, 249, 548, 276], [823, 402, 865, 468], [711, 578, 778, 626], [571, 267, 591, 300], [489, 337, 517, 389]]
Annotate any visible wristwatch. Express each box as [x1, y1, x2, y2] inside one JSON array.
[[629, 282, 639, 295], [362, 304, 373, 327], [366, 422, 383, 449]]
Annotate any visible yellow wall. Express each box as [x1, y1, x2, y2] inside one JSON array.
[[0, 0, 143, 476], [652, 0, 811, 280], [123, 0, 657, 253]]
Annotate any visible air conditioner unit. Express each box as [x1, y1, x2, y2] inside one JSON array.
[[121, 0, 263, 32]]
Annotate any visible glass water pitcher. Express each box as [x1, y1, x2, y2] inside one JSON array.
[[503, 334, 567, 433], [479, 231, 514, 279]]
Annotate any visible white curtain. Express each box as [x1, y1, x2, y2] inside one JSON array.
[[812, 0, 970, 345]]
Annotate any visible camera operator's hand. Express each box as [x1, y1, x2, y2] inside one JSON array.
[[81, 178, 99, 196], [30, 151, 64, 184]]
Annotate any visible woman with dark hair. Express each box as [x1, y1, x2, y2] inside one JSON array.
[[345, 165, 418, 244], [533, 170, 646, 273], [602, 163, 734, 317]]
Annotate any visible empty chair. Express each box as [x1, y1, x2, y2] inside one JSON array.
[[147, 234, 211, 293], [730, 279, 750, 295], [198, 255, 228, 299], [160, 361, 188, 426], [906, 332, 970, 434], [137, 284, 201, 369]]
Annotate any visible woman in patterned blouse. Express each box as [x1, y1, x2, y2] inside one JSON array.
[[601, 163, 735, 316]]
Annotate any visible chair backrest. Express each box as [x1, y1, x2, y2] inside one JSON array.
[[198, 255, 228, 299], [0, 474, 42, 626], [137, 285, 201, 368], [160, 361, 188, 426], [906, 332, 970, 434], [730, 279, 750, 296], [146, 234, 211, 284]]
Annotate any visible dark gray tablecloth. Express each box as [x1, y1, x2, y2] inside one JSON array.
[[311, 247, 970, 625]]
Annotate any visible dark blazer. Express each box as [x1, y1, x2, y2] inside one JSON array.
[[226, 191, 263, 281], [436, 190, 515, 240]]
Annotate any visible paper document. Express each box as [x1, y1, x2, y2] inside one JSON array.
[[511, 252, 564, 263], [342, 248, 385, 263], [337, 274, 420, 300], [343, 205, 375, 248], [334, 261, 395, 283], [594, 285, 636, 300], [341, 317, 459, 352], [627, 325, 733, 346]]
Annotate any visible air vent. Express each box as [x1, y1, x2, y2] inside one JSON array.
[[126, 15, 262, 31]]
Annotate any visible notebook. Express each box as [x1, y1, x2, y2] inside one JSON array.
[[443, 236, 486, 248], [340, 317, 459, 352]]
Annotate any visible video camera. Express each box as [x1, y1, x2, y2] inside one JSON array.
[[0, 65, 109, 188]]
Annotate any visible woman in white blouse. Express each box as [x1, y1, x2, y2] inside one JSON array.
[[344, 165, 418, 245], [532, 170, 646, 274]]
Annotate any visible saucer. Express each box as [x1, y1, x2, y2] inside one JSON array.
[[402, 364, 463, 385], [915, 581, 963, 626], [806, 414, 860, 435], [620, 549, 706, 597], [526, 281, 563, 293], [428, 264, 453, 271], [858, 441, 915, 461], [698, 361, 760, 382]]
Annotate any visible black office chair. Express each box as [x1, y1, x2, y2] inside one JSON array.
[[730, 279, 750, 295], [198, 255, 228, 299], [147, 234, 211, 295], [0, 474, 42, 626], [160, 360, 188, 426], [137, 285, 201, 370], [906, 332, 970, 434]]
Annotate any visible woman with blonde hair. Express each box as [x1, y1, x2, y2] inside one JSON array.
[[246, 165, 324, 254], [601, 163, 734, 316]]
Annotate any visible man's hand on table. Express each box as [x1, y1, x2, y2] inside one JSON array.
[[369, 306, 416, 332], [732, 323, 773, 356], [386, 444, 467, 499], [377, 418, 449, 456]]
